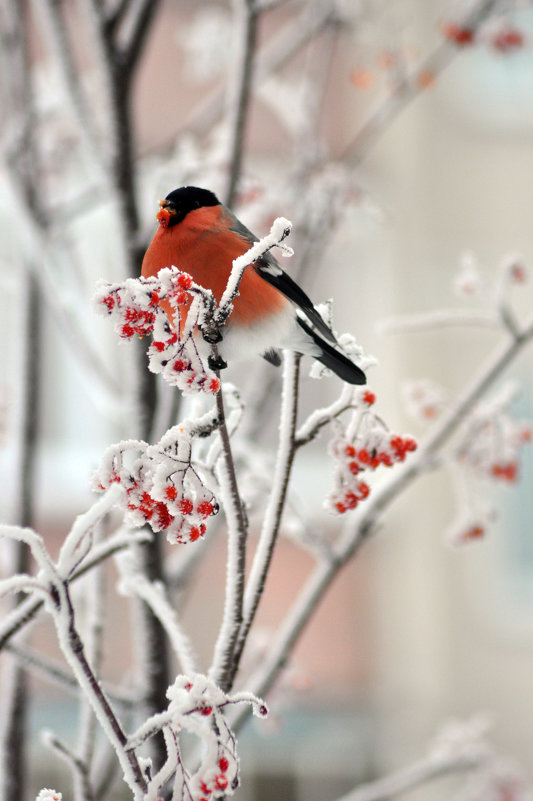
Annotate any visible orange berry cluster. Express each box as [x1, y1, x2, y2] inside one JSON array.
[[328, 393, 417, 515]]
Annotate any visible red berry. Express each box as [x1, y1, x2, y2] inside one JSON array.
[[178, 498, 194, 515], [358, 448, 370, 464], [443, 23, 474, 46], [165, 485, 178, 501], [197, 500, 214, 517], [177, 272, 193, 289]]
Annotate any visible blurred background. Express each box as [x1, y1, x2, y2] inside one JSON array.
[[1, 0, 533, 799]]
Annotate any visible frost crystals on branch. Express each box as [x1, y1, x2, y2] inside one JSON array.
[[128, 673, 267, 801], [93, 418, 219, 544]]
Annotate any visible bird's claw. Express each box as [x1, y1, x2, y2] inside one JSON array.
[[208, 354, 227, 371], [201, 325, 223, 344]]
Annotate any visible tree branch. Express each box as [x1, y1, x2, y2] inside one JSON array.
[[209, 373, 249, 692], [232, 353, 300, 675], [225, 0, 260, 207], [231, 316, 533, 730]]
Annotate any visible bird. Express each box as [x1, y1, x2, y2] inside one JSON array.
[[141, 185, 366, 385]]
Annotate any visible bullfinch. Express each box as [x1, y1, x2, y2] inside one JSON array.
[[141, 185, 366, 385]]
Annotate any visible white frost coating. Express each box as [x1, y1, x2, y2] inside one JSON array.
[[243, 352, 298, 621], [127, 673, 266, 801], [0, 574, 48, 600], [208, 456, 246, 684], [57, 483, 123, 575], [0, 526, 57, 579], [35, 790, 62, 801], [115, 550, 197, 674], [296, 382, 353, 442], [49, 578, 145, 800], [217, 216, 293, 315]]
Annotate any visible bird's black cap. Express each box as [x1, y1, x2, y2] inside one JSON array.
[[162, 186, 220, 226]]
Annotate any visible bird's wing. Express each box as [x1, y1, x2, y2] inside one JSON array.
[[226, 209, 337, 345], [296, 316, 366, 385]]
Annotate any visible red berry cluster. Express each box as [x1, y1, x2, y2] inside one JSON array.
[[327, 399, 417, 515], [442, 20, 525, 54], [491, 26, 524, 53], [196, 756, 233, 801], [95, 269, 220, 395], [442, 23, 475, 46], [490, 462, 518, 483], [148, 323, 220, 395], [93, 439, 218, 545], [460, 416, 530, 486], [448, 518, 487, 547]]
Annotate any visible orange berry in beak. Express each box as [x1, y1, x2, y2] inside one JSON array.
[[156, 207, 171, 227]]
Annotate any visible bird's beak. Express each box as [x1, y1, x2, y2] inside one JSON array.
[[156, 199, 176, 228]]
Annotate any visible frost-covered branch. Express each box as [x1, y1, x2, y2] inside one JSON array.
[[185, 1, 342, 138], [209, 383, 249, 692], [233, 353, 300, 672], [342, 0, 501, 163], [231, 312, 533, 730], [225, 0, 260, 206], [43, 731, 95, 801], [337, 717, 491, 801], [116, 551, 197, 674]]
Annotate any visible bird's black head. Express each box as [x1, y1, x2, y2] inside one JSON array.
[[157, 186, 220, 228]]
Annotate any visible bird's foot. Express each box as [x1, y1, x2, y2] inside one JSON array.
[[208, 354, 227, 371], [201, 324, 223, 344]]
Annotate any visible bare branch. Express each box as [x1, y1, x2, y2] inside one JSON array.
[[224, 0, 260, 206], [231, 316, 533, 730], [209, 373, 249, 692], [336, 751, 486, 801]]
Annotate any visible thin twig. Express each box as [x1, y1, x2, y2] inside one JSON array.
[[56, 580, 148, 797], [225, 0, 259, 207], [5, 641, 136, 706], [341, 0, 501, 164], [337, 751, 486, 801], [231, 318, 533, 731], [44, 732, 95, 801], [0, 530, 151, 651], [209, 370, 249, 692], [232, 353, 300, 676]]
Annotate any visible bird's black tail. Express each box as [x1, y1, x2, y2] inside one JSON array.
[[296, 317, 366, 385]]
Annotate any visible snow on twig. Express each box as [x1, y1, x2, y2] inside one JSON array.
[[238, 353, 300, 658], [115, 550, 197, 674], [230, 313, 533, 732], [126, 673, 267, 801], [217, 216, 293, 323], [337, 720, 490, 801]]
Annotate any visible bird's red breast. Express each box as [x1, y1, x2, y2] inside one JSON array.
[[142, 205, 288, 330]]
